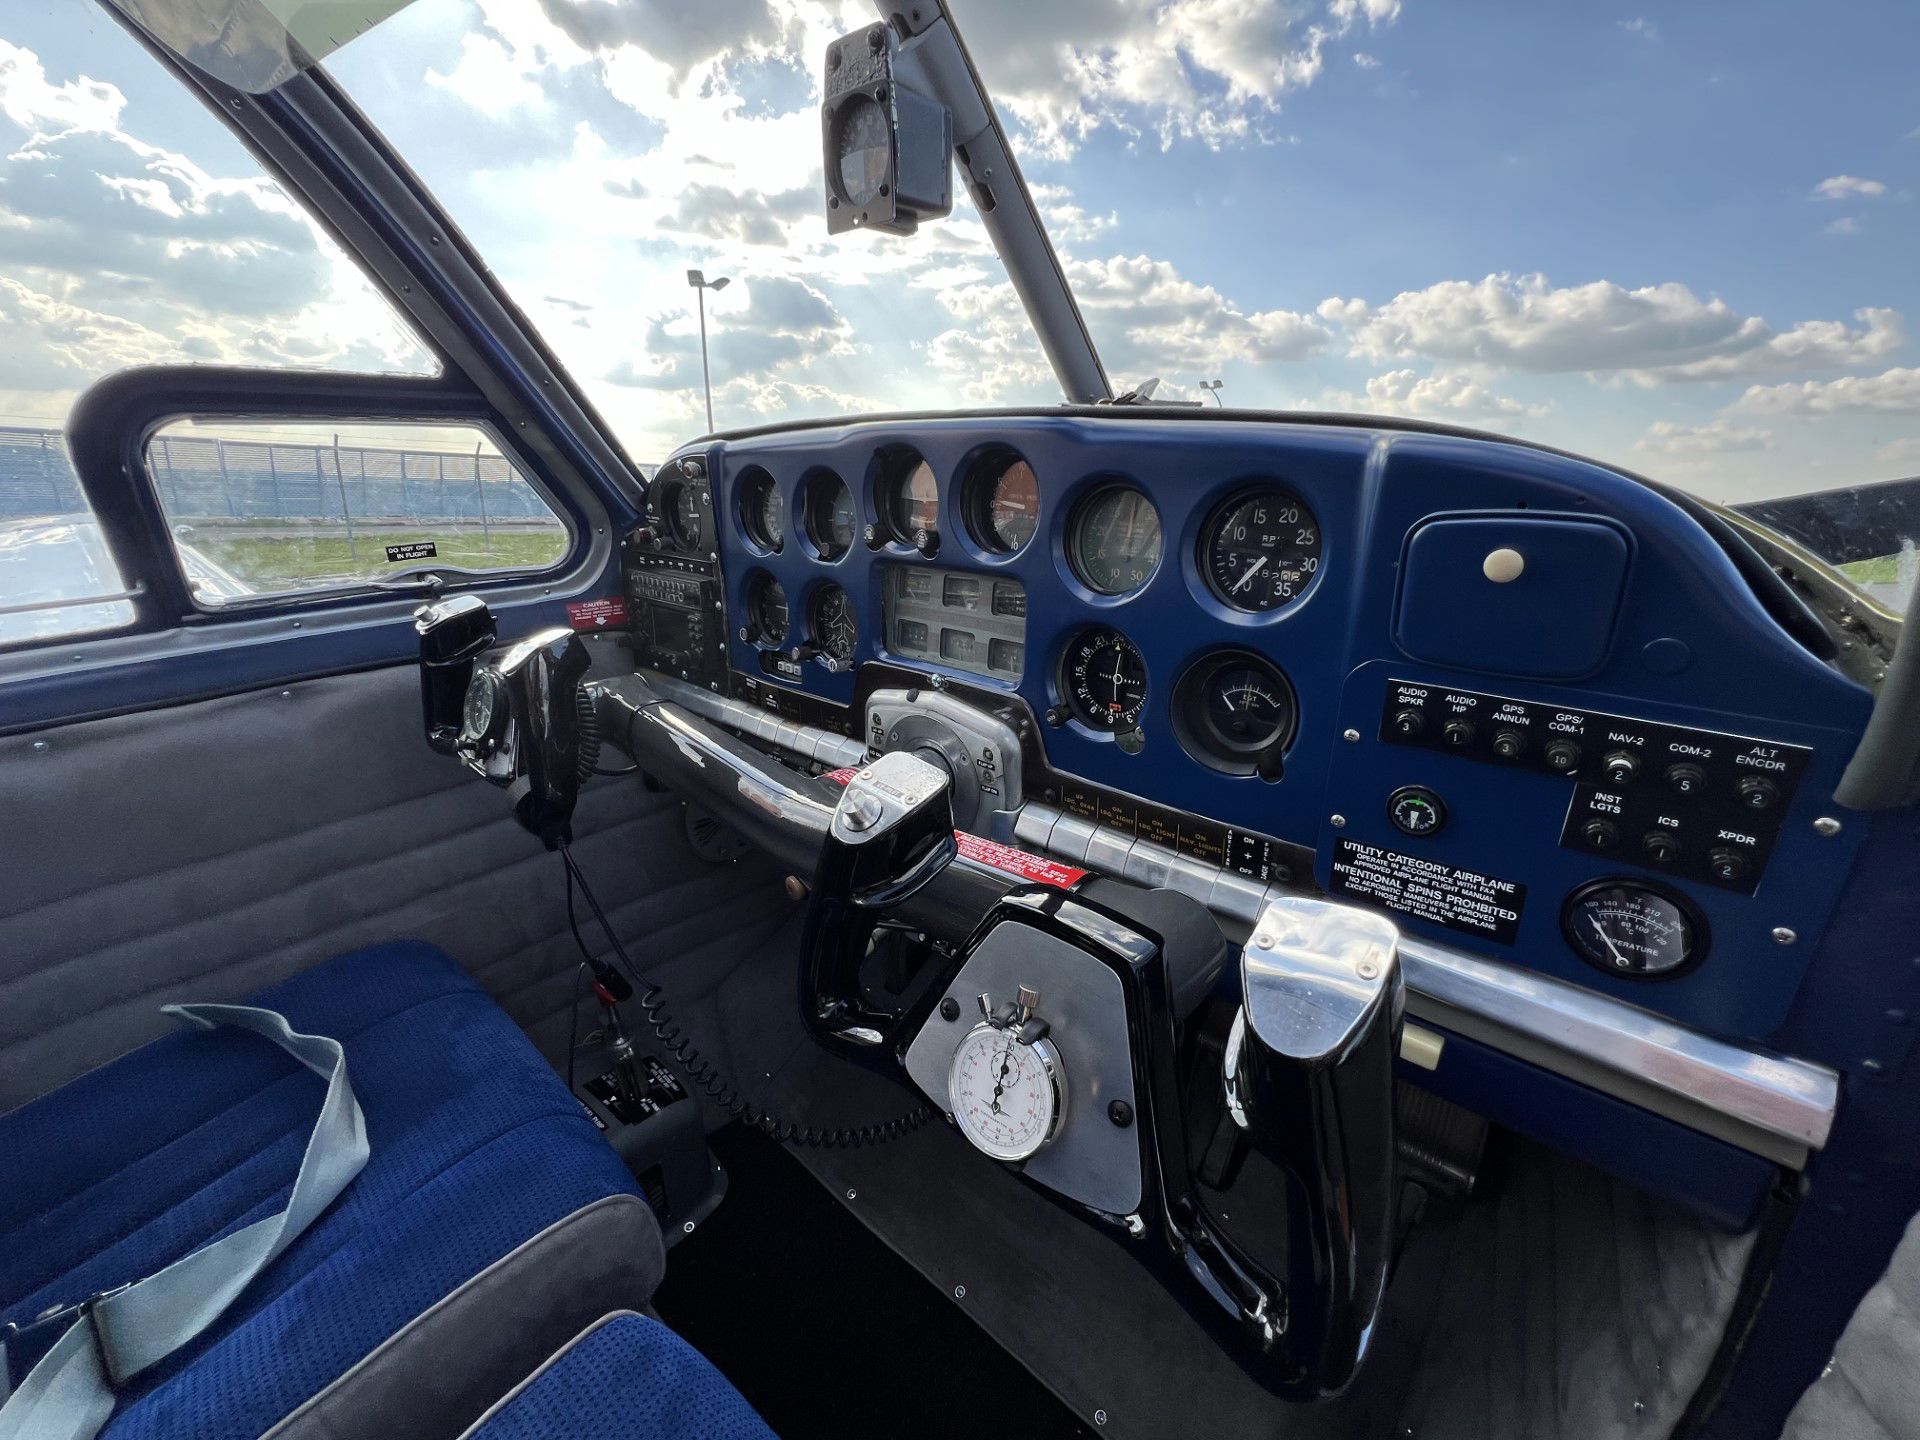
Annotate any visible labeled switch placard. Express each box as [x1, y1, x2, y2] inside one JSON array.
[[1379, 679, 1812, 896]]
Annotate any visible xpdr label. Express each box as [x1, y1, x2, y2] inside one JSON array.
[[1330, 838, 1526, 945]]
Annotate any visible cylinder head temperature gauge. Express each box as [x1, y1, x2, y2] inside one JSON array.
[[1562, 879, 1707, 979], [947, 991, 1066, 1162]]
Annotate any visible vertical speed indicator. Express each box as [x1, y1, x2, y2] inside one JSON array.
[[1202, 489, 1322, 612]]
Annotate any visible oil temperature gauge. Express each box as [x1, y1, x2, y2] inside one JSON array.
[[1562, 880, 1707, 979], [947, 988, 1066, 1162]]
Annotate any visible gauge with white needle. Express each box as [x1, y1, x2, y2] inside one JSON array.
[[1561, 879, 1706, 978], [1203, 488, 1322, 612], [947, 1008, 1067, 1162]]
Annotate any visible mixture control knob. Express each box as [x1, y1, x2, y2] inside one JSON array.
[[1664, 762, 1708, 797], [1543, 738, 1583, 772], [1602, 751, 1641, 787], [1735, 775, 1780, 810], [1390, 708, 1426, 738], [1640, 830, 1680, 863], [1442, 719, 1476, 747], [1708, 846, 1752, 882], [1581, 818, 1620, 849], [1490, 729, 1527, 760]]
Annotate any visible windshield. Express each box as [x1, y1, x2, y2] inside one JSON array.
[[48, 1, 1920, 614]]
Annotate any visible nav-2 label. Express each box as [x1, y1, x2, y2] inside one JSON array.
[[1331, 838, 1526, 945]]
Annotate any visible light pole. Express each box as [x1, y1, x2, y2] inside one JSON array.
[[687, 268, 731, 432], [1199, 378, 1224, 407]]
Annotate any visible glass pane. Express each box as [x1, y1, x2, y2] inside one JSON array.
[[0, 427, 133, 648], [146, 420, 569, 603]]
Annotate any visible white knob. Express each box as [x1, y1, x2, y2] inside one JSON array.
[[1482, 547, 1526, 583]]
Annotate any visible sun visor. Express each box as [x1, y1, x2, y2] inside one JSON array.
[[97, 0, 420, 93]]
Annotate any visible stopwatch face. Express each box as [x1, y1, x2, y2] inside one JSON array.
[[947, 1023, 1065, 1162]]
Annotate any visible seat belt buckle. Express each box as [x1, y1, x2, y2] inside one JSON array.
[[1, 1283, 131, 1390]]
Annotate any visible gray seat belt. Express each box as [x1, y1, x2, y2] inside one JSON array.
[[0, 1003, 370, 1440]]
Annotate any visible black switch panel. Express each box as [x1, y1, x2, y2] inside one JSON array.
[[1379, 679, 1812, 895], [622, 459, 728, 690]]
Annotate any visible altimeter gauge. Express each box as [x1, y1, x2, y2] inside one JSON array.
[[947, 988, 1066, 1162]]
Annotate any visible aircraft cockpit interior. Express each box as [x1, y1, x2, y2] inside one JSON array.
[[3, 4, 1917, 1439]]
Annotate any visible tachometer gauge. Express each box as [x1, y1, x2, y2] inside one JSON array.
[[1061, 626, 1148, 731], [883, 457, 940, 546], [808, 583, 858, 664], [747, 573, 789, 646], [1562, 880, 1707, 979], [1068, 485, 1162, 596], [948, 1021, 1066, 1162], [739, 470, 783, 552], [965, 456, 1040, 554], [1203, 489, 1322, 612], [671, 482, 705, 551], [803, 473, 856, 560]]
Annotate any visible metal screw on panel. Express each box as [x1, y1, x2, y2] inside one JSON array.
[[1107, 1099, 1134, 1128], [281, 690, 293, 699], [1343, 729, 1361, 743], [1814, 817, 1843, 837], [682, 1220, 696, 1234], [1358, 960, 1380, 980], [939, 996, 961, 1021], [1254, 931, 1275, 949], [1330, 814, 1348, 829], [31, 740, 49, 753], [1094, 1411, 1109, 1427], [953, 1285, 966, 1299], [846, 1189, 857, 1200], [1772, 927, 1798, 945]]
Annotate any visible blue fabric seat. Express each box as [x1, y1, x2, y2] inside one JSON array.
[[0, 941, 644, 1439], [464, 1313, 775, 1440]]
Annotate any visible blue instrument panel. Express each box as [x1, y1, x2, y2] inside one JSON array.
[[666, 413, 1873, 1043]]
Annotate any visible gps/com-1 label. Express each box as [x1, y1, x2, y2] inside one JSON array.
[[1330, 838, 1526, 945]]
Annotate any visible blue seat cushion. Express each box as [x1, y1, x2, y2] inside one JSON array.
[[466, 1313, 775, 1440], [0, 941, 642, 1440]]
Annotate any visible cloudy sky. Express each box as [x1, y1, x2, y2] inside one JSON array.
[[2, 0, 1918, 506]]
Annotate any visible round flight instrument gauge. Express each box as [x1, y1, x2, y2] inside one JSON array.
[[964, 455, 1041, 554], [802, 473, 856, 561], [1068, 485, 1163, 596], [1202, 489, 1322, 612], [1171, 651, 1297, 776], [1562, 880, 1707, 979], [657, 478, 704, 551], [831, 95, 890, 210], [947, 1022, 1066, 1162], [746, 572, 789, 647], [739, 470, 783, 552], [1061, 625, 1148, 731], [808, 583, 858, 664], [882, 456, 940, 547]]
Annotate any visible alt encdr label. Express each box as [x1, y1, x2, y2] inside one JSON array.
[[1330, 837, 1526, 945]]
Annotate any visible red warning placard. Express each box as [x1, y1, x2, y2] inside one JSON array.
[[565, 595, 629, 630], [820, 767, 1086, 887]]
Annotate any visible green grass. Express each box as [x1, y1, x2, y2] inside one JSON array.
[[191, 525, 568, 589], [1838, 555, 1901, 584]]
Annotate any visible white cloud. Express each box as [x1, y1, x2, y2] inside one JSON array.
[[1874, 437, 1920, 470], [1619, 18, 1659, 40], [1732, 367, 1920, 416], [1353, 52, 1381, 69], [1308, 368, 1544, 429], [0, 39, 124, 133], [1320, 273, 1903, 383], [1635, 419, 1773, 457], [1813, 174, 1887, 200], [1824, 216, 1860, 236]]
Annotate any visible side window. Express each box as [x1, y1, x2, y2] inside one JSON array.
[[0, 4, 436, 647], [147, 422, 569, 605]]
